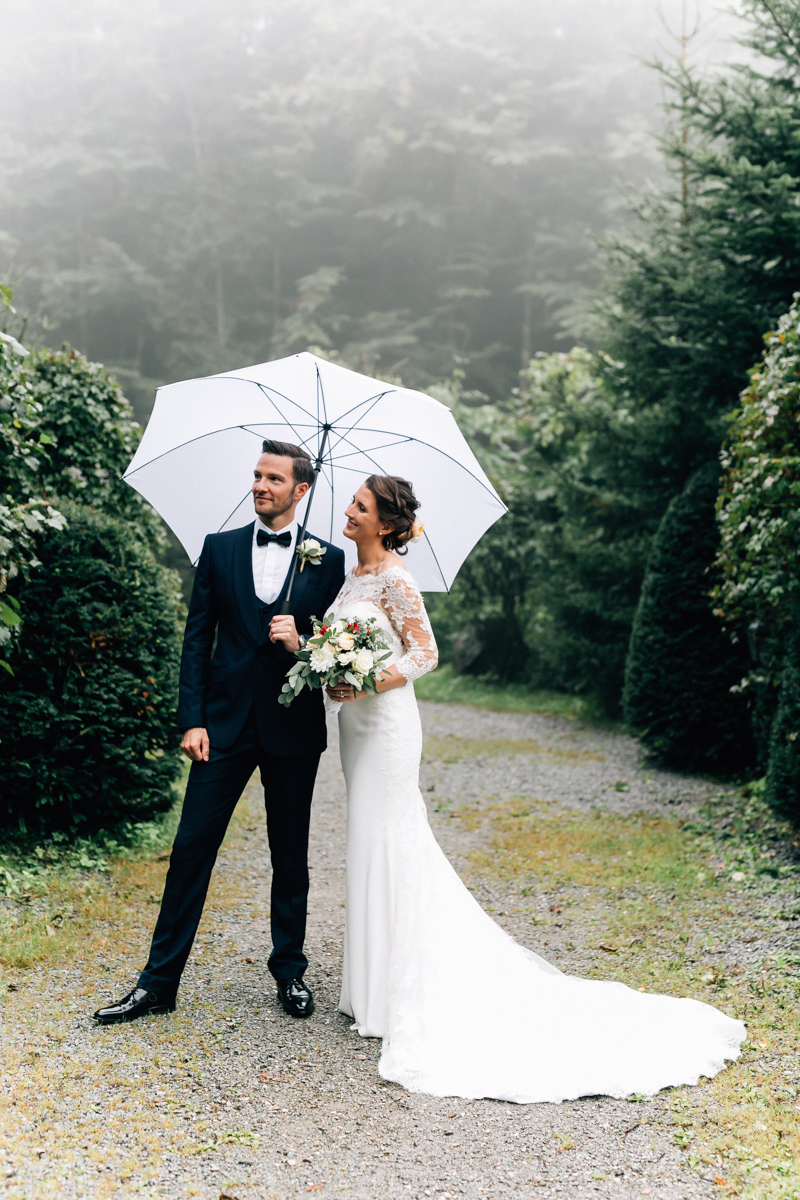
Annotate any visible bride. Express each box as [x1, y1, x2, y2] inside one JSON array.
[[324, 473, 745, 1103]]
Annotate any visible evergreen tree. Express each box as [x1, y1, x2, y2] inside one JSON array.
[[601, 0, 800, 508], [623, 464, 753, 772]]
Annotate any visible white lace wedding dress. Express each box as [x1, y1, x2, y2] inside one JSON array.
[[329, 564, 745, 1103]]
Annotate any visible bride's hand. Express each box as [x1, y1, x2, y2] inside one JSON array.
[[327, 683, 357, 702]]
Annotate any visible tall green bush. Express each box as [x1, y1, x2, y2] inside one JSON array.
[[0, 503, 183, 832], [0, 330, 67, 670], [624, 464, 753, 772], [714, 295, 800, 813], [764, 629, 800, 817]]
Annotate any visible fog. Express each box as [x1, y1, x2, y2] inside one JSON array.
[[1, 0, 746, 420]]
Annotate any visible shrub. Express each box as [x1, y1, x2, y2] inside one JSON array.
[[1, 343, 158, 537], [713, 297, 800, 635], [713, 294, 800, 810], [0, 503, 183, 833], [623, 463, 753, 773], [764, 630, 800, 818]]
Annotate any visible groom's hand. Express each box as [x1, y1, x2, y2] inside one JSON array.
[[181, 727, 210, 762], [269, 614, 300, 652]]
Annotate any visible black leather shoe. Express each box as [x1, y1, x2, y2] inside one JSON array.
[[93, 987, 176, 1025], [275, 977, 314, 1018]]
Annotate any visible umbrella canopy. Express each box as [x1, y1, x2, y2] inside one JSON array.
[[123, 352, 506, 592]]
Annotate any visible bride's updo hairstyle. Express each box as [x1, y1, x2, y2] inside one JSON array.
[[365, 474, 420, 555]]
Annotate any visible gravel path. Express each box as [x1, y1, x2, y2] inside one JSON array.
[[2, 702, 755, 1200]]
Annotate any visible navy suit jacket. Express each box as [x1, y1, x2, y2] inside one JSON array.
[[177, 522, 346, 756]]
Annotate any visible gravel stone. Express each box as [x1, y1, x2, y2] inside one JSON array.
[[1, 701, 755, 1199]]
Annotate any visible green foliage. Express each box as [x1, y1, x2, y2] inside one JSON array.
[[765, 631, 800, 819], [599, 0, 800, 507], [763, 626, 800, 818], [0, 326, 68, 668], [624, 464, 753, 772], [713, 295, 800, 810], [713, 296, 800, 634], [1, 342, 157, 536], [0, 503, 183, 833], [430, 350, 658, 711]]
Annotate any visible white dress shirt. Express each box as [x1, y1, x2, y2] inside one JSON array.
[[252, 519, 297, 605]]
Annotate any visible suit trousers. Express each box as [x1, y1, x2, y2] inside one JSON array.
[[138, 709, 321, 995]]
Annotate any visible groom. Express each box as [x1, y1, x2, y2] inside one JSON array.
[[94, 440, 345, 1024]]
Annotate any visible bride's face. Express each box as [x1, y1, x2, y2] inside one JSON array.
[[344, 483, 392, 545]]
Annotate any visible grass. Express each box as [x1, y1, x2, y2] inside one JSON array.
[[463, 784, 800, 1199], [423, 734, 604, 765], [415, 663, 614, 723]]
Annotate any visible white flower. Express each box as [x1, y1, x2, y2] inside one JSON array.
[[296, 538, 326, 572], [337, 651, 355, 665], [353, 648, 374, 674], [309, 644, 336, 674], [337, 632, 356, 651]]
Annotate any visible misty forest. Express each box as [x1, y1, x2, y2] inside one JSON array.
[[5, 2, 800, 1197], [3, 0, 800, 811]]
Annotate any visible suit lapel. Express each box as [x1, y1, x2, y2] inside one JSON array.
[[232, 522, 262, 643]]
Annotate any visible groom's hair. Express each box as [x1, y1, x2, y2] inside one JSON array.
[[261, 439, 314, 487]]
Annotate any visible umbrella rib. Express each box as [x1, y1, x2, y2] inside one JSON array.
[[325, 392, 394, 461], [123, 424, 276, 477], [332, 440, 449, 591], [339, 428, 507, 508], [240, 423, 319, 452], [322, 427, 506, 511], [328, 437, 414, 462], [419, 528, 448, 592], [232, 376, 319, 423], [334, 388, 396, 425]]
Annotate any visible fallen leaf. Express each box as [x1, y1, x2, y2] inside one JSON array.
[[307, 1185, 323, 1192], [549, 905, 562, 914], [45, 925, 56, 937], [714, 1179, 728, 1187], [599, 943, 619, 953], [7, 983, 17, 992], [220, 1193, 240, 1200], [241, 957, 255, 963], [156, 852, 171, 861]]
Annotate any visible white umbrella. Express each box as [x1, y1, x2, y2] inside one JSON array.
[[123, 351, 506, 594]]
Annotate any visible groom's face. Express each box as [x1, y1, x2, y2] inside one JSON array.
[[252, 453, 302, 524]]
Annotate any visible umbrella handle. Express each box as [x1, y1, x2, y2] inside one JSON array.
[[279, 424, 330, 615]]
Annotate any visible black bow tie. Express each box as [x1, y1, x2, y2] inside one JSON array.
[[257, 528, 292, 548]]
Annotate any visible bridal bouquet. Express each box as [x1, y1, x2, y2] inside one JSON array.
[[279, 614, 392, 707]]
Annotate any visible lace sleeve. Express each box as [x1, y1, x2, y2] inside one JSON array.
[[380, 569, 439, 683]]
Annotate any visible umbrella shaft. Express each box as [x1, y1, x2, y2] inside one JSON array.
[[278, 425, 330, 615]]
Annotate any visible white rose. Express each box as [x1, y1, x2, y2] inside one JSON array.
[[309, 644, 336, 674], [337, 633, 356, 651], [337, 651, 355, 665], [353, 648, 374, 674]]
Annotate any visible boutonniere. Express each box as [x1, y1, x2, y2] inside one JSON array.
[[296, 538, 326, 572]]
